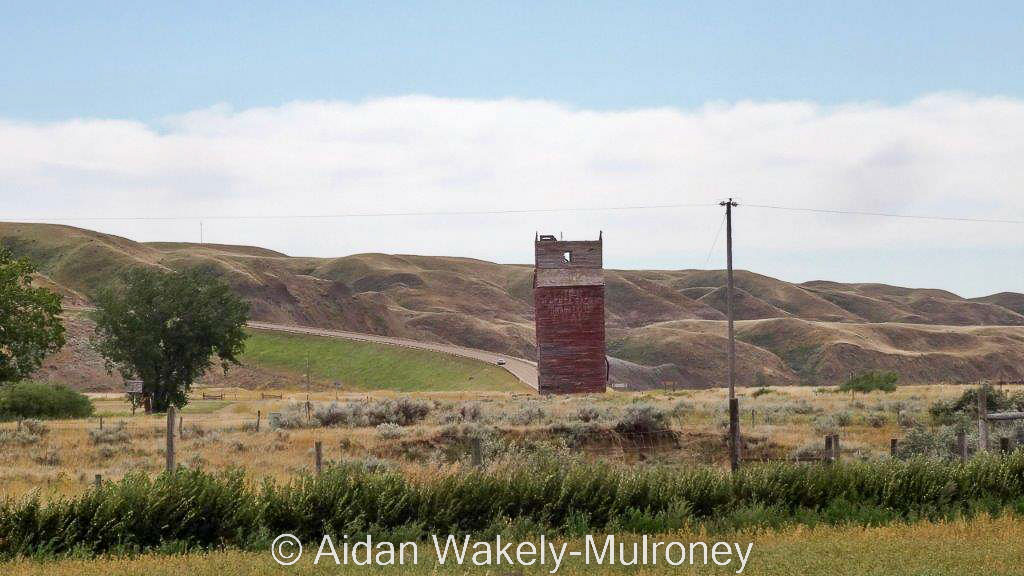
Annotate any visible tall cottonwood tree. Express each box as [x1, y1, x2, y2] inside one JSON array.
[[0, 248, 65, 382], [93, 267, 249, 412]]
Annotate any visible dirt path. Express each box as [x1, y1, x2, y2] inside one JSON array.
[[247, 321, 539, 391]]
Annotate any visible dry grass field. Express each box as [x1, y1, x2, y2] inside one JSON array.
[[4, 383, 1020, 501], [5, 514, 1022, 575]]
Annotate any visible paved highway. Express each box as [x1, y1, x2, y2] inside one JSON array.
[[247, 321, 539, 391]]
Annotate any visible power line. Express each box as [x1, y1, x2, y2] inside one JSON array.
[[702, 213, 726, 268], [4, 200, 1022, 225], [743, 203, 1024, 225], [0, 202, 718, 223]]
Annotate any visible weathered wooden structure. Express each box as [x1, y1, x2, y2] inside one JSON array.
[[533, 233, 607, 394], [978, 385, 1023, 453]]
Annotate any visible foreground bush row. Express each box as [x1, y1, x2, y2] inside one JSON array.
[[4, 452, 1024, 558]]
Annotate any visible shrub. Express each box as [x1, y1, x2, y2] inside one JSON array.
[[271, 429, 291, 451], [313, 397, 431, 428], [0, 429, 43, 447], [550, 421, 601, 448], [813, 414, 848, 434], [575, 403, 601, 423], [180, 422, 206, 440], [89, 421, 131, 445], [273, 402, 310, 429], [789, 442, 825, 461], [897, 425, 956, 460], [864, 413, 888, 428], [376, 422, 405, 439], [614, 403, 668, 435], [0, 381, 93, 420], [669, 399, 691, 417], [928, 399, 958, 425], [509, 403, 547, 425], [931, 385, 1022, 422], [790, 400, 817, 415], [377, 397, 431, 426], [459, 402, 483, 422], [312, 401, 352, 427], [839, 371, 899, 395], [20, 419, 49, 436], [32, 448, 61, 466], [833, 411, 853, 427], [897, 412, 918, 428]]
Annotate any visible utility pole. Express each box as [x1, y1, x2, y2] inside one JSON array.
[[720, 198, 740, 471], [199, 220, 204, 244], [305, 350, 312, 423], [305, 351, 311, 391]]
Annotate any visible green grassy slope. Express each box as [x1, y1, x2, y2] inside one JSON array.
[[242, 329, 523, 392]]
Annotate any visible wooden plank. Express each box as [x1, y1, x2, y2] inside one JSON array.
[[986, 411, 1024, 421], [535, 238, 603, 268]]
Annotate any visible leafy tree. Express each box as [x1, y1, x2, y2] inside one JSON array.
[[0, 248, 65, 382], [839, 370, 899, 396], [93, 267, 249, 412]]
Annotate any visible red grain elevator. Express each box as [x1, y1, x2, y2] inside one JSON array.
[[533, 233, 607, 394]]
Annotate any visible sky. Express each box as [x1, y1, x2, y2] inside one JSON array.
[[1, 1, 1022, 296]]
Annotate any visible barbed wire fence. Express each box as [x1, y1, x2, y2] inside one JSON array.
[[3, 387, 1022, 490]]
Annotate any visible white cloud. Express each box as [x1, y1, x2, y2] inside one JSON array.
[[1, 94, 1022, 295]]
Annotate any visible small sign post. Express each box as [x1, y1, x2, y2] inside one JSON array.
[[125, 380, 144, 415]]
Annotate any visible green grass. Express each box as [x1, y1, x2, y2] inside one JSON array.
[[7, 456, 1024, 568], [5, 514, 1021, 575], [242, 329, 522, 392], [180, 400, 233, 414]]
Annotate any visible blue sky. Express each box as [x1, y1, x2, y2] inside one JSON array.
[[1, 2, 1022, 296], [3, 1, 1023, 120]]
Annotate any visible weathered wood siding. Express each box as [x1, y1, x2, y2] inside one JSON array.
[[535, 239, 603, 269], [533, 235, 606, 394]]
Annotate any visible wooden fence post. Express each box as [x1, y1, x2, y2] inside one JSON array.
[[94, 474, 102, 489], [890, 438, 898, 457], [824, 434, 834, 464], [471, 437, 483, 467], [178, 415, 183, 437], [979, 385, 989, 452], [832, 434, 841, 463], [1000, 437, 1011, 454], [99, 416, 104, 431], [166, 406, 176, 473], [956, 432, 967, 461], [314, 440, 323, 474], [256, 410, 261, 432]]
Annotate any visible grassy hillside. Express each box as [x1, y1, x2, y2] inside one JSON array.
[[8, 222, 1024, 388], [34, 312, 522, 392], [242, 329, 523, 392]]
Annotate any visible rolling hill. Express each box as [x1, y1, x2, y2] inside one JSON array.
[[4, 222, 1024, 389]]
